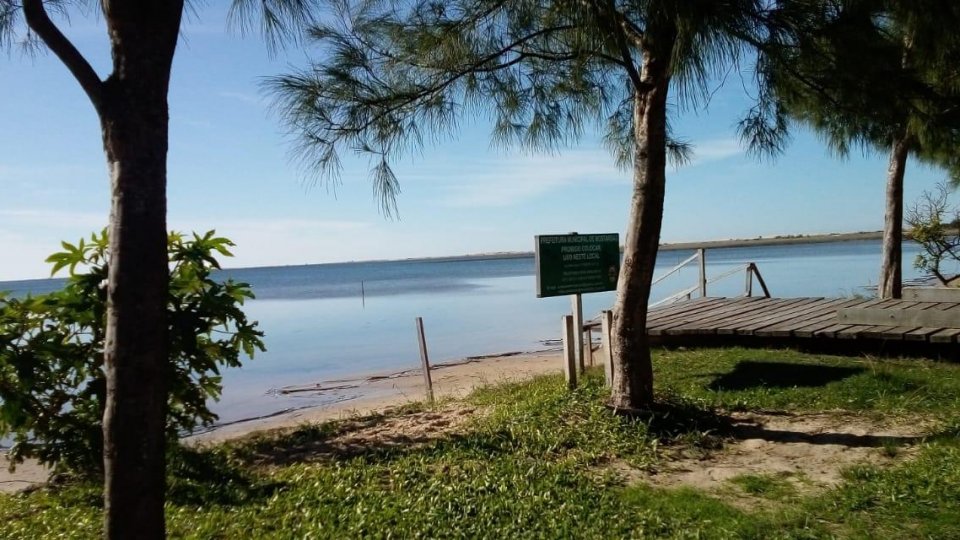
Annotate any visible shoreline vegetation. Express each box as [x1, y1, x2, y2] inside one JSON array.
[[4, 347, 960, 537]]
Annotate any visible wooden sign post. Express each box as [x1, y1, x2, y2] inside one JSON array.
[[562, 315, 577, 389], [571, 293, 584, 373], [535, 232, 620, 387], [601, 310, 614, 386]]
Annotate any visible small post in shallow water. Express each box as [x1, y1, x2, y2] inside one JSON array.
[[361, 281, 365, 308], [415, 317, 434, 403]]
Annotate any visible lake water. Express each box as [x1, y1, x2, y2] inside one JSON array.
[[0, 238, 940, 427]]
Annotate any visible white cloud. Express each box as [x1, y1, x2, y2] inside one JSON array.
[[0, 208, 106, 230], [0, 163, 100, 182], [218, 91, 267, 107], [397, 138, 742, 209], [165, 216, 375, 268], [688, 137, 743, 164], [412, 150, 626, 208]]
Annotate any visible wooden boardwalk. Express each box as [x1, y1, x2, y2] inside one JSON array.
[[642, 297, 960, 356]]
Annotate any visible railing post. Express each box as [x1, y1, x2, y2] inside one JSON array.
[[750, 263, 772, 298], [745, 265, 753, 297], [697, 248, 707, 298]]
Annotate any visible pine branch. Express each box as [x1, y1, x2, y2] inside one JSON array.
[[22, 0, 103, 112]]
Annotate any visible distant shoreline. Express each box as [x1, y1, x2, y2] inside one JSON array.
[[659, 230, 886, 252], [0, 230, 892, 283], [390, 230, 889, 264]]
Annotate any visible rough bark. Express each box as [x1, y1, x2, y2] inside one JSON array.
[[609, 43, 673, 411], [24, 1, 183, 537], [99, 2, 183, 539], [878, 132, 910, 299]]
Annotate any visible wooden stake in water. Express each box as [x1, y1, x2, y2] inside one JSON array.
[[415, 316, 435, 403], [361, 280, 365, 308]]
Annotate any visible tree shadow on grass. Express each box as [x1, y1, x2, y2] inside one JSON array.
[[166, 446, 285, 507], [726, 416, 925, 447], [623, 395, 925, 450], [640, 396, 737, 447], [707, 360, 865, 391]]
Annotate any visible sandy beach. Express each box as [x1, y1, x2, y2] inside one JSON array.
[[1, 349, 569, 493], [187, 349, 566, 444]]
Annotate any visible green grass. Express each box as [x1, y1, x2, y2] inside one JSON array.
[[729, 473, 798, 499], [653, 347, 960, 417], [3, 348, 960, 538]]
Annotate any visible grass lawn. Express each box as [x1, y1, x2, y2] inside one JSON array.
[[2, 347, 960, 539]]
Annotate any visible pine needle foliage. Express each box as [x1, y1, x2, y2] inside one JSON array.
[[754, 0, 960, 176], [266, 0, 786, 216]]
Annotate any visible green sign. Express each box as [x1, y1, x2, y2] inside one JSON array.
[[535, 233, 620, 298]]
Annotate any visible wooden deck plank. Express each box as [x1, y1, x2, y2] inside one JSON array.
[[647, 295, 716, 317], [646, 297, 727, 323], [820, 299, 902, 339], [786, 298, 884, 338], [649, 298, 762, 335], [640, 296, 960, 351], [900, 303, 957, 341], [649, 298, 750, 327], [927, 304, 960, 344], [930, 326, 960, 343], [834, 300, 924, 340], [756, 298, 860, 337], [660, 298, 783, 336], [733, 298, 827, 335], [714, 298, 815, 335], [648, 301, 745, 334], [673, 298, 794, 336]]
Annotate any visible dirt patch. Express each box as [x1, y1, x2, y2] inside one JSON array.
[[641, 411, 931, 496], [245, 404, 482, 466], [329, 404, 480, 454]]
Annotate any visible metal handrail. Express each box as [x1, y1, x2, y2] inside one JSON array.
[[649, 249, 771, 307], [651, 252, 700, 286], [706, 264, 748, 285], [650, 284, 699, 308]]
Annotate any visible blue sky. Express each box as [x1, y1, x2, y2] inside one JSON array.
[[0, 5, 947, 281]]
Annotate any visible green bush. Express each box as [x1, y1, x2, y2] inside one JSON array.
[[0, 231, 265, 475]]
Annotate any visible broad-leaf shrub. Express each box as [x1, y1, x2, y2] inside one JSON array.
[[0, 231, 265, 474]]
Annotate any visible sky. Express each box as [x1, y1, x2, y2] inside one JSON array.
[[0, 4, 949, 281]]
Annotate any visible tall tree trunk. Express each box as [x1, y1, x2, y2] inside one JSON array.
[[878, 132, 910, 299], [100, 2, 183, 538], [609, 46, 672, 411]]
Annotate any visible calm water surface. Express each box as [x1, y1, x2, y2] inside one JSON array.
[[0, 239, 936, 426]]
